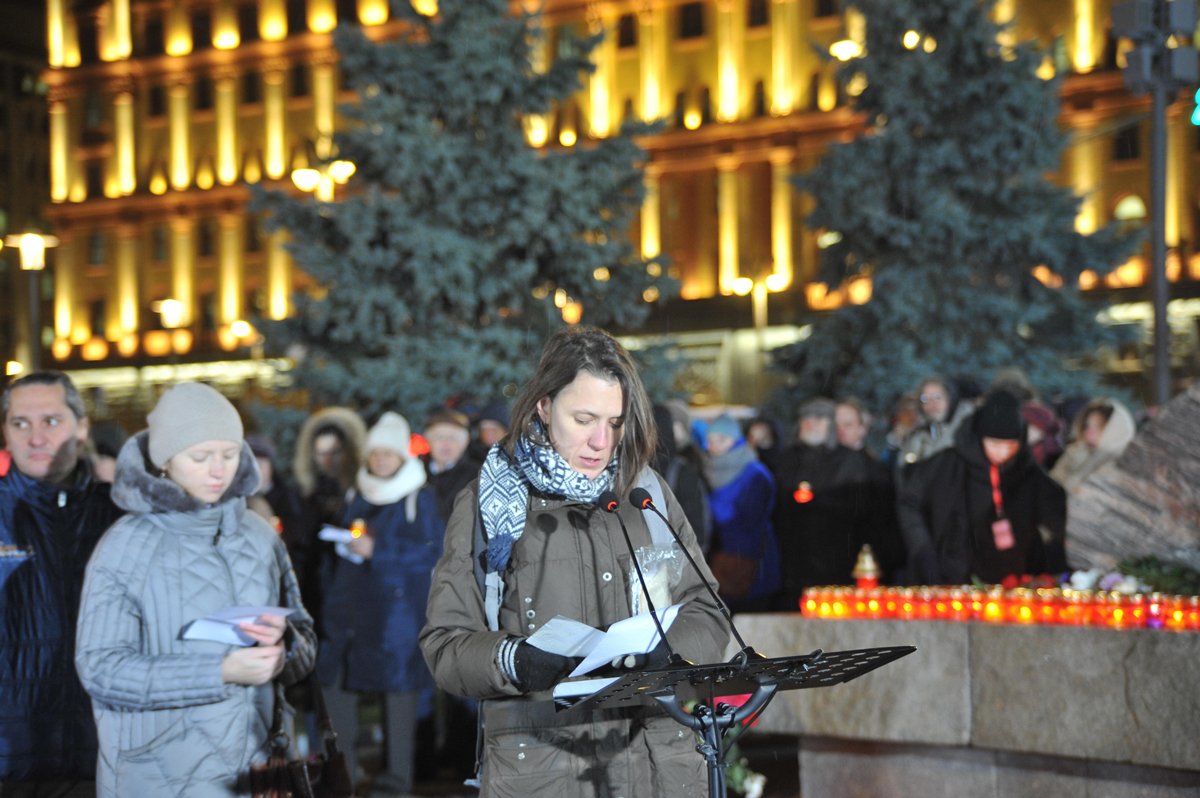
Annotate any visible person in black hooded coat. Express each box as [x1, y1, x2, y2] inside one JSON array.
[[897, 390, 1067, 585]]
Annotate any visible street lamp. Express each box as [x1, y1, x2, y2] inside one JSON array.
[[3, 232, 59, 372], [290, 137, 356, 201], [1112, 0, 1198, 406]]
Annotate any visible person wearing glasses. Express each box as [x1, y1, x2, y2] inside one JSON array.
[[898, 376, 976, 471]]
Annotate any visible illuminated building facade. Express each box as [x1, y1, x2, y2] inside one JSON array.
[[23, 0, 1200, 405]]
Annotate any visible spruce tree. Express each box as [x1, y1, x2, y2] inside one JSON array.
[[253, 0, 668, 420], [772, 0, 1138, 418]]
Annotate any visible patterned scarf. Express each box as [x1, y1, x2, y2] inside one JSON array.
[[478, 422, 617, 573]]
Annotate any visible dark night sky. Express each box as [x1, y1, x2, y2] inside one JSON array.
[[0, 1, 47, 61]]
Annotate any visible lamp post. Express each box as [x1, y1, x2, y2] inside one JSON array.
[[4, 232, 59, 372], [1112, 0, 1198, 406]]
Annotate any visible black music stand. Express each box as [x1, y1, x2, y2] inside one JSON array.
[[555, 646, 916, 798]]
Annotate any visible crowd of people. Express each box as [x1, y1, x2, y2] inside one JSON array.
[[0, 338, 1140, 797]]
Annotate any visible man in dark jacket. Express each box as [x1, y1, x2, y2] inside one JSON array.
[[1, 371, 122, 793], [423, 408, 482, 522], [775, 399, 902, 610], [897, 390, 1067, 585]]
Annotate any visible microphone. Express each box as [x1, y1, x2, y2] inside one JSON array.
[[628, 487, 756, 661], [597, 491, 681, 667]]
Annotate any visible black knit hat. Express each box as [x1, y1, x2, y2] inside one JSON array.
[[974, 390, 1023, 440]]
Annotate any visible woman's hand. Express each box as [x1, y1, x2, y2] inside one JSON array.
[[238, 613, 287, 647], [348, 533, 375, 560], [221, 644, 286, 685]]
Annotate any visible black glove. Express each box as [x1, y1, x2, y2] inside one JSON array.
[[610, 638, 677, 670], [498, 637, 578, 692]]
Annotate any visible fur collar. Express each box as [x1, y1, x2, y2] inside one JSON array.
[[356, 455, 427, 506], [291, 407, 367, 498], [112, 431, 261, 515]]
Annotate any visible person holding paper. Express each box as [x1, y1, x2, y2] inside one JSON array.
[[75, 382, 317, 797], [420, 327, 728, 798], [316, 411, 445, 796]]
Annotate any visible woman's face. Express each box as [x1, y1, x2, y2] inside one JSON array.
[[367, 447, 404, 479], [537, 371, 624, 479], [166, 439, 241, 503], [1082, 411, 1108, 449]]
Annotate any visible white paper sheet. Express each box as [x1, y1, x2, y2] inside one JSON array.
[[525, 616, 607, 657], [180, 605, 297, 647], [568, 602, 683, 677], [318, 525, 356, 543]]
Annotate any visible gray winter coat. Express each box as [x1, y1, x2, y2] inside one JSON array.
[[76, 433, 317, 798]]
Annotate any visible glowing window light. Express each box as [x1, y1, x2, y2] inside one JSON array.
[[829, 40, 862, 61]]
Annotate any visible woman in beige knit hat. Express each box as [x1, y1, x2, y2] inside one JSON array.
[[75, 382, 318, 797]]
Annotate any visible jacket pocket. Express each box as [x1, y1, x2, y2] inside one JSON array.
[[114, 716, 186, 794], [483, 727, 574, 795]]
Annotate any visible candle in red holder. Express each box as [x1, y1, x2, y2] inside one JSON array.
[[898, 588, 917, 621], [1009, 588, 1036, 625], [968, 589, 986, 621], [947, 588, 971, 622], [852, 588, 870, 619], [1035, 588, 1060, 625], [1128, 593, 1148, 628], [1091, 591, 1112, 627], [1145, 593, 1165, 630], [882, 587, 901, 619], [801, 588, 818, 616], [982, 587, 1006, 624], [831, 587, 851, 619], [930, 587, 950, 621], [864, 587, 884, 619], [1185, 596, 1200, 631], [851, 545, 881, 589], [1162, 595, 1186, 631], [1107, 593, 1130, 629]]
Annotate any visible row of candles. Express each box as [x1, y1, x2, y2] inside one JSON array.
[[799, 585, 1200, 631]]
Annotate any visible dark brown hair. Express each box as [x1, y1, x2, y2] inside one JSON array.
[[504, 327, 656, 496]]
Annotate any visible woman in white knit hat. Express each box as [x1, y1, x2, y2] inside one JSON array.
[[75, 382, 318, 797], [316, 411, 445, 797]]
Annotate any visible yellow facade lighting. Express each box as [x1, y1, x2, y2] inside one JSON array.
[[830, 40, 862, 61], [116, 334, 139, 357], [561, 302, 583, 325], [525, 116, 548, 147], [51, 339, 72, 361], [6, 361, 23, 376], [328, 160, 356, 183], [922, 36, 937, 53], [412, 0, 438, 16], [156, 298, 185, 329], [230, 319, 254, 339], [593, 267, 610, 282], [172, 329, 194, 354], [765, 272, 790, 292], [731, 277, 754, 296], [143, 330, 172, 357], [80, 337, 110, 361], [903, 30, 921, 49], [683, 109, 702, 130], [359, 0, 389, 25], [260, 0, 287, 40], [213, 0, 240, 50], [642, 286, 660, 303], [309, 0, 337, 33], [558, 127, 577, 147], [291, 167, 321, 192]]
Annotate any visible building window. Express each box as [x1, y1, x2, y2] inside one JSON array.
[[242, 71, 261, 104], [142, 13, 165, 56], [336, 0, 356, 22], [148, 84, 166, 117], [245, 216, 262, 253], [617, 13, 637, 49], [748, 0, 769, 28], [287, 0, 306, 33], [152, 225, 168, 262], [191, 7, 212, 50], [77, 14, 99, 64], [678, 3, 705, 40], [815, 0, 839, 18], [621, 96, 635, 126], [87, 231, 106, 265], [89, 299, 107, 338], [83, 89, 104, 131], [290, 63, 309, 98], [194, 76, 214, 110], [1113, 126, 1140, 161], [238, 3, 259, 44], [698, 86, 712, 124], [198, 220, 215, 258], [673, 90, 687, 128], [752, 79, 766, 117]]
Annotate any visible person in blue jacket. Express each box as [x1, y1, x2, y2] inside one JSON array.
[[316, 411, 445, 797], [703, 413, 781, 613], [1, 371, 122, 793]]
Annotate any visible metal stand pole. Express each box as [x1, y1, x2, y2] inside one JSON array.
[[27, 267, 40, 372], [1148, 66, 1170, 406]]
